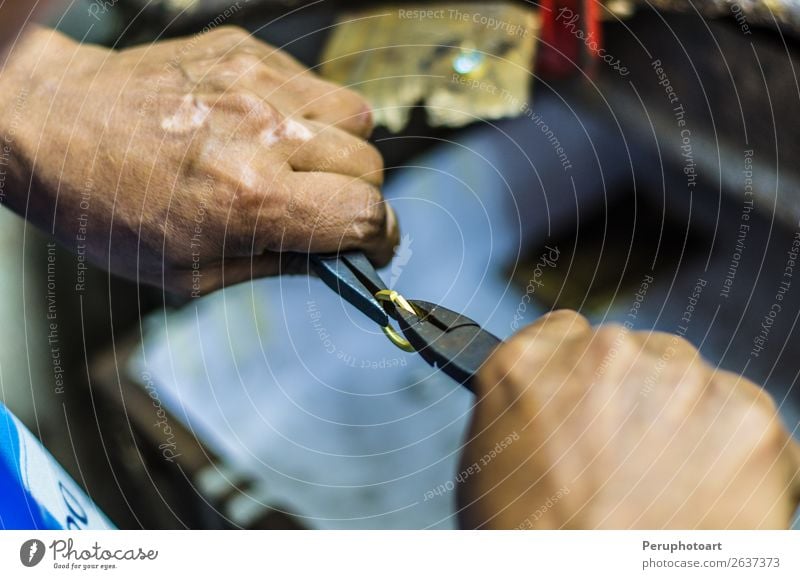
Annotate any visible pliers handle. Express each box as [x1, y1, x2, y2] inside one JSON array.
[[310, 252, 390, 327]]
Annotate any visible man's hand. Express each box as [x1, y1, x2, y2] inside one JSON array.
[[0, 26, 397, 295], [459, 310, 800, 529]]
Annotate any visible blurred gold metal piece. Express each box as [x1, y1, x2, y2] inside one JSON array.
[[321, 3, 540, 132]]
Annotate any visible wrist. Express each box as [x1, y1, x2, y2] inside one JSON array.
[[0, 25, 78, 94], [0, 27, 88, 213]]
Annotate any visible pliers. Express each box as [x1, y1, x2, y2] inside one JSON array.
[[310, 251, 502, 391]]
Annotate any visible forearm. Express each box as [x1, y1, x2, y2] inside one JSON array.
[[0, 26, 85, 220]]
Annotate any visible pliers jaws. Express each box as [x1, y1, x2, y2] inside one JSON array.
[[394, 300, 502, 387], [310, 251, 502, 388]]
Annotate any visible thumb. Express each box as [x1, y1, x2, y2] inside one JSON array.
[[787, 437, 800, 500], [475, 310, 590, 399]]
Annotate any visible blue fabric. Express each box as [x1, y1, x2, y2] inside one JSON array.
[[0, 403, 62, 529]]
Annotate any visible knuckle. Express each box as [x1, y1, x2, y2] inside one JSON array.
[[670, 333, 696, 353], [753, 387, 780, 416], [549, 308, 583, 320], [476, 354, 505, 392], [649, 331, 697, 357], [220, 91, 282, 125], [357, 142, 384, 182], [358, 202, 387, 240], [502, 334, 535, 362], [717, 378, 786, 456], [490, 341, 526, 376], [517, 309, 590, 345], [479, 344, 531, 397], [302, 82, 373, 132], [590, 324, 638, 370], [336, 86, 370, 113], [319, 140, 383, 182], [750, 414, 787, 457], [593, 324, 633, 353], [495, 339, 545, 388], [541, 309, 587, 329], [348, 186, 386, 241], [251, 101, 282, 128], [307, 78, 353, 103], [505, 353, 535, 388], [223, 51, 264, 74]]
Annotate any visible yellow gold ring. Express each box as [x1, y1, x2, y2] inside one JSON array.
[[375, 289, 417, 317], [375, 289, 417, 352], [381, 324, 415, 353]]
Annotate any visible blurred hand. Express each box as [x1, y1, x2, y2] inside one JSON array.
[[458, 310, 800, 529], [0, 26, 397, 295]]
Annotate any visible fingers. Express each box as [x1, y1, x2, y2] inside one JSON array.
[[283, 119, 384, 186], [252, 70, 373, 138], [157, 254, 279, 296], [157, 252, 315, 297], [204, 28, 375, 138], [788, 439, 800, 498], [155, 25, 375, 138], [475, 310, 590, 398], [234, 31, 310, 76], [514, 309, 592, 344], [159, 191, 396, 294], [483, 310, 591, 380], [252, 41, 374, 137], [222, 59, 374, 138], [709, 370, 800, 498], [211, 90, 382, 185], [187, 26, 308, 75], [292, 80, 374, 138], [492, 310, 591, 371], [635, 331, 700, 367], [256, 171, 398, 267]]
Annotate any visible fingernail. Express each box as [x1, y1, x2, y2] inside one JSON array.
[[359, 102, 374, 133], [385, 204, 398, 240]]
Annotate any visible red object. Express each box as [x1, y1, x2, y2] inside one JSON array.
[[538, 0, 604, 78]]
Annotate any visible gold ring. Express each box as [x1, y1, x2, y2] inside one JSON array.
[[375, 289, 417, 352], [381, 324, 415, 353], [375, 289, 417, 317]]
